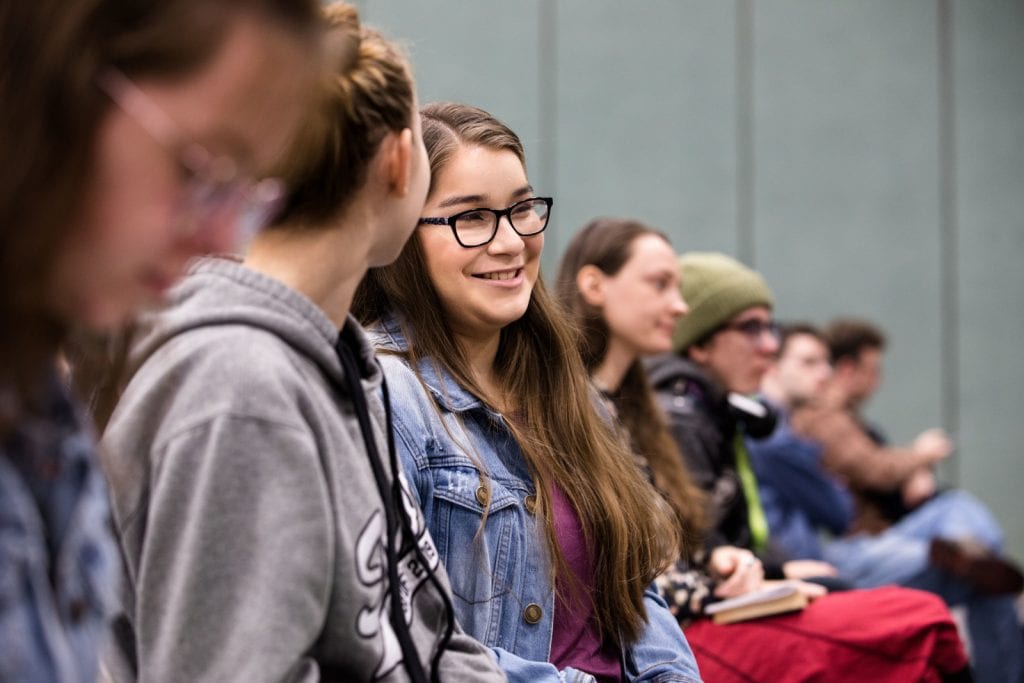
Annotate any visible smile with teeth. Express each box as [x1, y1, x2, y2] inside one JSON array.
[[474, 268, 522, 281]]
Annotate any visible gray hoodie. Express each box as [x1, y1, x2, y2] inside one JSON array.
[[100, 257, 503, 682]]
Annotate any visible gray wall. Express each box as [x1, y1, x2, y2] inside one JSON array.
[[356, 0, 1024, 557]]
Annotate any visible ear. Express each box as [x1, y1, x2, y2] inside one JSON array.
[[386, 127, 413, 197], [688, 342, 711, 366], [576, 264, 607, 307]]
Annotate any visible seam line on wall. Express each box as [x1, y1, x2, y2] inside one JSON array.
[[736, 0, 755, 265]]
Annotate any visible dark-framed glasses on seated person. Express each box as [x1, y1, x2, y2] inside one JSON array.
[[719, 319, 781, 341], [96, 68, 285, 250], [418, 196, 552, 248]]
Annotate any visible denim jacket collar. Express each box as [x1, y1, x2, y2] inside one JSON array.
[[369, 313, 493, 416]]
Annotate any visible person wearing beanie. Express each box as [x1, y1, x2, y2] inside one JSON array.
[[670, 252, 774, 360], [645, 252, 840, 584]]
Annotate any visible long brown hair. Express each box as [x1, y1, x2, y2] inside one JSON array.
[[354, 102, 681, 645], [0, 0, 322, 432], [554, 217, 708, 547]]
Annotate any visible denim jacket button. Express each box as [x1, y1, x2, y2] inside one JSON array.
[[475, 485, 489, 506], [524, 494, 537, 515], [523, 603, 543, 624]]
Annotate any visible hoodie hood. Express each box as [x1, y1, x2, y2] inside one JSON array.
[[128, 257, 376, 390]]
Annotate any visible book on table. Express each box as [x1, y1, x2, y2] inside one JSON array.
[[704, 581, 809, 625]]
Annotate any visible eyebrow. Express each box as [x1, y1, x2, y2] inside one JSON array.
[[436, 184, 534, 209]]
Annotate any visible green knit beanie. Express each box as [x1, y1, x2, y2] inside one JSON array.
[[671, 252, 775, 352]]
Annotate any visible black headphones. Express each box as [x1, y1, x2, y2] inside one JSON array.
[[726, 392, 778, 439]]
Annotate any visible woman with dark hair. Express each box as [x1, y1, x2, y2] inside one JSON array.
[[555, 218, 826, 620], [556, 220, 974, 682], [355, 103, 700, 681], [0, 0, 322, 679]]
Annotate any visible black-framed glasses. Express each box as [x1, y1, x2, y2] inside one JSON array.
[[418, 197, 552, 248], [719, 318, 780, 341], [96, 68, 285, 249]]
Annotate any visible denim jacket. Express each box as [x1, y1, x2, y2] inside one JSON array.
[[371, 317, 701, 683], [0, 372, 119, 682]]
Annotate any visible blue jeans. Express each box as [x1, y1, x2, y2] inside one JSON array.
[[824, 489, 1022, 683]]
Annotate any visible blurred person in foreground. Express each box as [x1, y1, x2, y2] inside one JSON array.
[[0, 0, 323, 680]]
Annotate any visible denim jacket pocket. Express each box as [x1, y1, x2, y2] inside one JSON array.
[[427, 462, 522, 642]]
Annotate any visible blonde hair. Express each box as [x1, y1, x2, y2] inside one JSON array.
[[354, 102, 681, 645], [271, 2, 415, 226]]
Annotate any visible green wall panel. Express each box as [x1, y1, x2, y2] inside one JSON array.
[[953, 0, 1024, 558], [551, 1, 738, 266], [358, 0, 550, 213]]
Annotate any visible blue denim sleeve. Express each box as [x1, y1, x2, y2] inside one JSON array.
[[492, 647, 598, 682], [622, 586, 703, 682]]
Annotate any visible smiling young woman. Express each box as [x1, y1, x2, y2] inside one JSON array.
[[354, 102, 701, 682]]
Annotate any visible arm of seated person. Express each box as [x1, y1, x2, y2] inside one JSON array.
[[901, 466, 937, 509], [798, 409, 948, 491], [752, 438, 854, 535], [782, 559, 839, 580], [709, 546, 765, 598], [624, 587, 703, 682]]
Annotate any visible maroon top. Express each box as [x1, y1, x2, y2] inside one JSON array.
[[548, 485, 621, 681]]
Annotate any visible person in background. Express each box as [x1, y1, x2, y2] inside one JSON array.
[[750, 323, 856, 561], [817, 319, 955, 535], [756, 318, 1024, 682], [355, 103, 701, 682], [0, 0, 322, 680], [557, 221, 972, 682], [645, 252, 838, 584], [98, 6, 502, 681]]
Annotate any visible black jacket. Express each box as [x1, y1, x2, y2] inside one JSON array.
[[646, 353, 789, 578]]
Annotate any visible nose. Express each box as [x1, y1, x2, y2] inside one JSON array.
[[487, 214, 526, 254], [758, 330, 780, 355], [670, 291, 690, 318]]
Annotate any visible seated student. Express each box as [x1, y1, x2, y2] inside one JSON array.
[[753, 320, 1023, 683], [644, 252, 837, 584], [751, 323, 856, 561], [99, 8, 502, 680], [354, 103, 701, 682], [0, 0, 322, 680], [556, 222, 972, 682]]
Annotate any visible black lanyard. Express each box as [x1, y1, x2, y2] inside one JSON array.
[[335, 329, 428, 682]]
